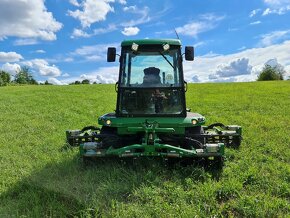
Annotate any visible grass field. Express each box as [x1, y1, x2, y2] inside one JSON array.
[[0, 81, 289, 217]]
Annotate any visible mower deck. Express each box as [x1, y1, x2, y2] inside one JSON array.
[[66, 116, 241, 160]]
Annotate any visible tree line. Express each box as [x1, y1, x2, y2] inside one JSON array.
[[69, 79, 102, 85], [0, 66, 95, 86], [0, 63, 288, 87]]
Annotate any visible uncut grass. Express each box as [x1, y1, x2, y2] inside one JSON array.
[[0, 81, 289, 217]]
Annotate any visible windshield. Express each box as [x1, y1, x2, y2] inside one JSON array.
[[119, 46, 182, 87], [118, 88, 184, 115]]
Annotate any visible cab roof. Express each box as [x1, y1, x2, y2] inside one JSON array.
[[121, 39, 181, 47]]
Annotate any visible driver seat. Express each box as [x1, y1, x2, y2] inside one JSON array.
[[142, 67, 161, 86]]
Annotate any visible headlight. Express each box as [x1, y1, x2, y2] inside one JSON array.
[[131, 43, 139, 51], [163, 43, 170, 51], [192, 119, 197, 125], [206, 144, 219, 152], [105, 120, 112, 125]]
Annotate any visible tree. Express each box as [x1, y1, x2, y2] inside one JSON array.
[[257, 64, 285, 81], [81, 79, 90, 84], [14, 66, 38, 85], [44, 80, 52, 85], [0, 70, 11, 86]]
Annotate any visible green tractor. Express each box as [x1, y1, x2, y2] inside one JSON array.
[[66, 39, 242, 166]]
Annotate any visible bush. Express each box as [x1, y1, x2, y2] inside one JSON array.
[[0, 70, 11, 86], [81, 79, 90, 84], [257, 64, 284, 81]]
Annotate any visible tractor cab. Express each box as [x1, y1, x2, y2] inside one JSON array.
[[107, 39, 194, 117]]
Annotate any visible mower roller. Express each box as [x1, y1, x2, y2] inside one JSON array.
[[66, 39, 242, 166]]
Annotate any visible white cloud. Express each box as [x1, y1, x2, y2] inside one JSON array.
[[123, 5, 137, 12], [94, 24, 117, 35], [74, 45, 104, 56], [80, 74, 94, 81], [121, 27, 140, 36], [263, 0, 290, 15], [262, 8, 272, 15], [69, 0, 80, 7], [265, 58, 279, 67], [13, 38, 39, 46], [0, 52, 23, 62], [238, 46, 247, 51], [249, 9, 261, 17], [64, 57, 74, 62], [48, 77, 68, 85], [71, 24, 117, 38], [35, 50, 46, 54], [216, 58, 253, 77], [83, 67, 119, 83], [0, 0, 62, 41], [23, 59, 61, 77], [176, 22, 209, 37], [191, 75, 200, 82], [259, 29, 290, 46], [121, 6, 150, 27], [250, 21, 261, 25], [262, 7, 290, 15], [60, 66, 119, 84], [208, 74, 218, 80], [194, 41, 207, 48], [68, 0, 115, 28], [264, 0, 290, 7], [212, 77, 237, 83], [1, 63, 21, 75], [71, 28, 91, 38], [62, 73, 70, 77], [176, 14, 225, 37], [118, 0, 127, 4], [72, 43, 119, 62], [183, 40, 290, 82]]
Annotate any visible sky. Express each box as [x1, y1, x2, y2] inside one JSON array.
[[0, 0, 290, 85]]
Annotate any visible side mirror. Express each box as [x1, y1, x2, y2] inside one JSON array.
[[185, 46, 194, 61], [107, 47, 116, 62]]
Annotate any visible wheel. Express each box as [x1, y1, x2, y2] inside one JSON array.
[[231, 136, 241, 148], [185, 126, 205, 149], [100, 126, 122, 148], [82, 156, 94, 166], [205, 156, 224, 171]]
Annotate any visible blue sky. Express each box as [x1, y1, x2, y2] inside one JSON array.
[[0, 0, 290, 84]]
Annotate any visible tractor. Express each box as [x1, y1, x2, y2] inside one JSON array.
[[66, 39, 242, 166]]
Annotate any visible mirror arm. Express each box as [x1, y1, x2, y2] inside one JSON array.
[[184, 81, 188, 92]]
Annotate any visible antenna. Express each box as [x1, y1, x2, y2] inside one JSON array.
[[174, 29, 180, 39]]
